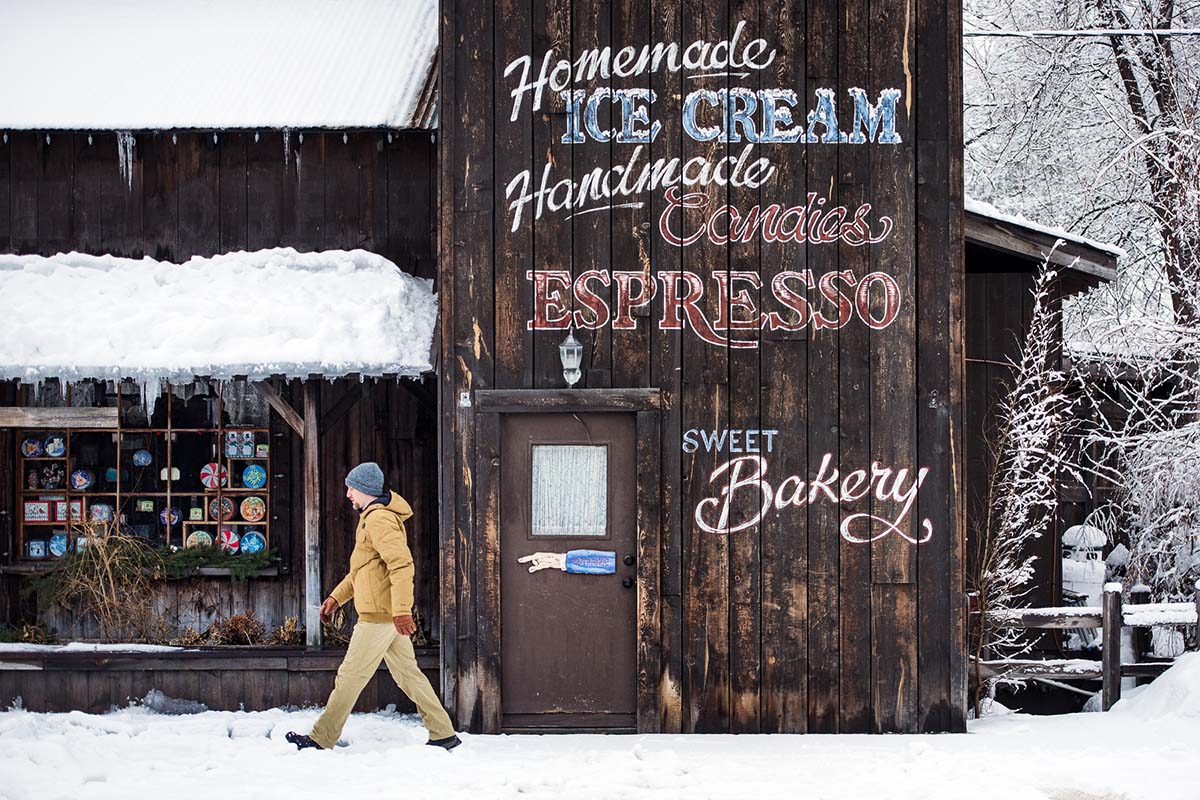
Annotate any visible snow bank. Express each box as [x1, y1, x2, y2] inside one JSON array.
[[0, 642, 184, 654], [965, 195, 1126, 258], [0, 0, 437, 130], [2, 703, 1198, 800], [0, 249, 437, 384], [141, 689, 207, 715], [1110, 651, 1200, 719]]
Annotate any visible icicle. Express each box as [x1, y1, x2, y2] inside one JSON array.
[[213, 132, 218, 144], [254, 131, 259, 143], [171, 133, 177, 145], [298, 132, 304, 144], [45, 133, 50, 145], [142, 380, 161, 422], [342, 132, 348, 145], [116, 132, 135, 191], [87, 134, 92, 146], [283, 128, 291, 166], [3, 133, 7, 144], [295, 146, 303, 183], [387, 131, 392, 144]]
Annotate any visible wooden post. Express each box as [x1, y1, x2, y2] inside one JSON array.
[[1194, 580, 1200, 652], [303, 381, 321, 647], [1129, 583, 1151, 674], [1102, 582, 1123, 711]]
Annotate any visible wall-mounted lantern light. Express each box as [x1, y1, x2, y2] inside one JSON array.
[[559, 328, 583, 388]]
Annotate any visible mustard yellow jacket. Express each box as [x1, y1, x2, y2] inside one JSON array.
[[329, 492, 415, 623]]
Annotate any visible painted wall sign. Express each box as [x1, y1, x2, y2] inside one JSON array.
[[504, 22, 906, 351], [684, 429, 933, 544], [528, 267, 902, 346]]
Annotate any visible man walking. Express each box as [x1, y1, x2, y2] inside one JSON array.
[[286, 462, 460, 751]]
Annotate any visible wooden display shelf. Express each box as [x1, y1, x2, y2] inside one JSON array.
[[15, 391, 273, 571]]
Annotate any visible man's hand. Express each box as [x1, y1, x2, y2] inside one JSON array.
[[319, 596, 339, 625], [393, 614, 417, 636]]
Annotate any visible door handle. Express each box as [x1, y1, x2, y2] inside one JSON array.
[[622, 577, 634, 589], [623, 554, 635, 566]]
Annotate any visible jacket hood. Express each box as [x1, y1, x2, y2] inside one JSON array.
[[362, 491, 413, 523]]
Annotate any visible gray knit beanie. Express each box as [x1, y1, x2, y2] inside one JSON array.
[[345, 462, 385, 497]]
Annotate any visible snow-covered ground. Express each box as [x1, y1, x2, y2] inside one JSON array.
[[3, 654, 1199, 800]]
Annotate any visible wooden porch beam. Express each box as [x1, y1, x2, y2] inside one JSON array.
[[0, 406, 119, 428], [253, 380, 304, 438], [303, 381, 322, 647]]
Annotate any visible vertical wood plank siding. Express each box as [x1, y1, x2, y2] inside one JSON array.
[[440, 0, 966, 732]]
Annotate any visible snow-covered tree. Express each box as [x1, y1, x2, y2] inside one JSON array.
[[970, 261, 1085, 715], [1074, 251, 1200, 606]]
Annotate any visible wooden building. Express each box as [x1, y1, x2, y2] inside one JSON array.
[[0, 1, 444, 713], [0, 0, 1118, 731]]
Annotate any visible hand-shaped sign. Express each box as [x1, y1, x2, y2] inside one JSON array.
[[518, 551, 567, 572], [518, 549, 617, 575]]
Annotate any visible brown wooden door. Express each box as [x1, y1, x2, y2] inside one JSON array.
[[499, 412, 637, 731]]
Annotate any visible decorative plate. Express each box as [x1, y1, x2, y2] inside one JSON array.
[[218, 528, 241, 553], [186, 531, 214, 548], [240, 496, 266, 523], [44, 434, 66, 458], [41, 463, 66, 490], [189, 507, 204, 521], [70, 469, 95, 491], [26, 540, 47, 559], [132, 449, 153, 467], [91, 503, 114, 522], [159, 507, 181, 526], [49, 533, 68, 558], [200, 462, 228, 489], [241, 464, 267, 490], [239, 530, 266, 554], [209, 496, 235, 522], [21, 438, 44, 458]]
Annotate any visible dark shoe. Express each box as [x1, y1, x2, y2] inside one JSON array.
[[286, 731, 324, 751], [426, 734, 462, 751]]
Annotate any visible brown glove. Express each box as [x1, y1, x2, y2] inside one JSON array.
[[393, 614, 417, 636]]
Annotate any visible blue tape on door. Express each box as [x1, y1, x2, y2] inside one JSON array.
[[564, 549, 617, 575]]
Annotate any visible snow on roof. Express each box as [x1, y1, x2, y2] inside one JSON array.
[[0, 249, 437, 383], [0, 0, 438, 131], [965, 196, 1126, 260]]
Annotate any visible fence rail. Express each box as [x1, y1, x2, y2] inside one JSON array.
[[979, 580, 1200, 710]]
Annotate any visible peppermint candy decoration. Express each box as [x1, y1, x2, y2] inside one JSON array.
[[218, 528, 241, 553], [200, 462, 228, 489]]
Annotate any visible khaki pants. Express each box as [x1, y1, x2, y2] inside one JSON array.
[[310, 621, 455, 748]]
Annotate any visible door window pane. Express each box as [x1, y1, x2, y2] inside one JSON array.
[[531, 445, 607, 537]]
